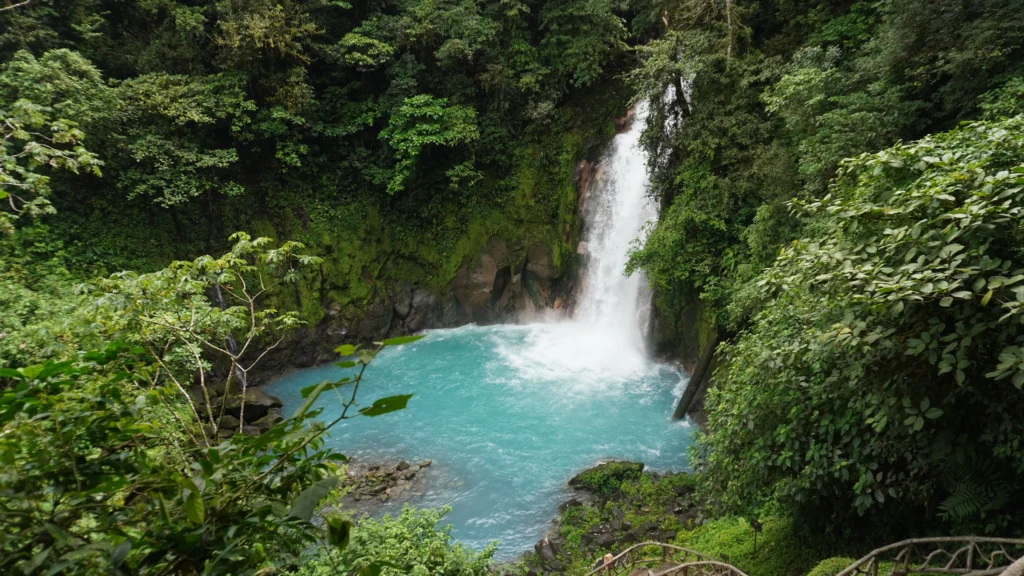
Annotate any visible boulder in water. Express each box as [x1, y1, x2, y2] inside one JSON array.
[[568, 461, 644, 496]]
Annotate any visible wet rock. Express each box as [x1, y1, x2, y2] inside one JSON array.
[[453, 237, 509, 321], [355, 297, 393, 341], [575, 159, 595, 213], [252, 411, 283, 433], [568, 461, 644, 492], [595, 533, 617, 548], [218, 415, 240, 430], [525, 244, 557, 280], [341, 459, 432, 518], [403, 288, 442, 332], [393, 286, 413, 320], [242, 425, 260, 436], [418, 460, 432, 468], [535, 537, 557, 562], [212, 387, 284, 422], [558, 497, 583, 513]]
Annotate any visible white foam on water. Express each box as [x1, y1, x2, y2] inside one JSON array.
[[498, 102, 661, 387]]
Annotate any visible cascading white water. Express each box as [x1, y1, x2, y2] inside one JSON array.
[[575, 102, 658, 345], [499, 102, 661, 385]]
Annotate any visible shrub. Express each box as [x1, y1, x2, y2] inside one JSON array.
[[291, 507, 495, 576], [675, 517, 822, 576], [806, 557, 857, 576]]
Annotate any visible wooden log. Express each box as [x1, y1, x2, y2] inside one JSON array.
[[672, 335, 719, 420]]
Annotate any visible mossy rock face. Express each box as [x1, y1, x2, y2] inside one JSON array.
[[569, 461, 645, 497]]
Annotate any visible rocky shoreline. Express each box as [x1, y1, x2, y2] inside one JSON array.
[[507, 461, 701, 576], [191, 380, 284, 438], [340, 459, 434, 518]]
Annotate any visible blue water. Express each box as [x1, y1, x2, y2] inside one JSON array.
[[264, 323, 693, 559]]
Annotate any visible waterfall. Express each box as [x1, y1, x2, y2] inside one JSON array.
[[212, 284, 247, 390], [574, 102, 658, 349], [502, 101, 660, 385]]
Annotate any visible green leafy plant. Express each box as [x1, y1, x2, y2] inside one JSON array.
[[1, 98, 101, 233], [698, 113, 1024, 528]]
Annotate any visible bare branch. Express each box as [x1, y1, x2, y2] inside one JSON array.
[[142, 342, 210, 445]]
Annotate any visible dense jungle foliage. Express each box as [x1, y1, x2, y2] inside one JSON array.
[[618, 0, 1024, 541], [4, 0, 1024, 574]]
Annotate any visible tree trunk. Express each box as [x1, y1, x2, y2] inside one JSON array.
[[673, 335, 719, 419]]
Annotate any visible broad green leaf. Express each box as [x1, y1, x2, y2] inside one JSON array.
[[184, 491, 205, 525], [359, 394, 413, 417], [925, 408, 944, 419], [289, 477, 339, 522], [111, 539, 132, 567], [982, 290, 994, 305], [294, 381, 329, 417], [335, 344, 356, 356], [300, 377, 351, 398], [197, 458, 214, 477], [326, 515, 353, 549], [381, 335, 426, 346]]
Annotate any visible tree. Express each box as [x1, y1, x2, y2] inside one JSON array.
[[379, 94, 479, 195], [698, 113, 1024, 532], [0, 333, 419, 575], [1, 222, 428, 575], [89, 232, 322, 442], [1, 98, 101, 234]]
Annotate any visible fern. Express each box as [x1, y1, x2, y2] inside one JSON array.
[[938, 458, 1011, 521]]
